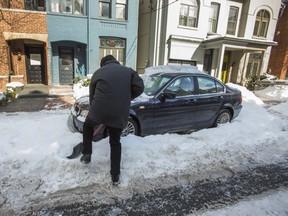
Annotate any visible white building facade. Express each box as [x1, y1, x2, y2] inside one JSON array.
[[137, 0, 281, 84]]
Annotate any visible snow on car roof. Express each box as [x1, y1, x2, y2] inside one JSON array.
[[143, 65, 206, 77]]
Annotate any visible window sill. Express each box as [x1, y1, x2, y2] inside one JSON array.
[[48, 12, 87, 17], [177, 25, 198, 31], [207, 32, 220, 36], [252, 36, 267, 40]]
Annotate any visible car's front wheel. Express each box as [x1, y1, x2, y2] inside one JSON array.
[[121, 117, 139, 137], [213, 109, 231, 127]]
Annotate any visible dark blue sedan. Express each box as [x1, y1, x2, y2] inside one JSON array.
[[71, 65, 242, 137]]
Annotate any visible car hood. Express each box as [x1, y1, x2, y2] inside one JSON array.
[[75, 93, 152, 110]]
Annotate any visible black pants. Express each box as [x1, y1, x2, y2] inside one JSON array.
[[82, 117, 122, 178]]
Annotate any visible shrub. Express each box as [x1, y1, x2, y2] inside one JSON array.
[[245, 76, 258, 91], [0, 88, 16, 107], [74, 76, 91, 87]]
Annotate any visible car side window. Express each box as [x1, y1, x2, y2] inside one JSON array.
[[164, 77, 194, 97], [216, 81, 224, 92], [197, 77, 217, 94]]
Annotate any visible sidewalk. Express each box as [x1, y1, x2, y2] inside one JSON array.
[[0, 84, 74, 112]]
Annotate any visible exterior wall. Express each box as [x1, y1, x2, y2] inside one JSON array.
[[1, 0, 139, 90], [47, 15, 88, 85], [269, 3, 288, 80], [242, 0, 280, 40], [241, 0, 281, 76], [0, 6, 48, 91], [138, 0, 281, 85], [47, 0, 139, 86], [137, 0, 158, 72]]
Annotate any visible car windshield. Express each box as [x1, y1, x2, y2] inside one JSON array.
[[144, 73, 172, 96]]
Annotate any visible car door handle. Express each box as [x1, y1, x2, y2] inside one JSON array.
[[188, 98, 197, 103]]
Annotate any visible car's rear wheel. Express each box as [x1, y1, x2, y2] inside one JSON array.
[[213, 109, 231, 127], [121, 117, 139, 137]]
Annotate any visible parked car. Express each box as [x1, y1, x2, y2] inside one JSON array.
[[71, 65, 242, 138]]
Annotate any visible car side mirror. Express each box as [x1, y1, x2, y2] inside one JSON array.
[[157, 92, 176, 102]]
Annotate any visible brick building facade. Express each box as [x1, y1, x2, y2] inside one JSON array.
[[268, 3, 288, 80], [0, 1, 49, 91], [1, 0, 139, 92]]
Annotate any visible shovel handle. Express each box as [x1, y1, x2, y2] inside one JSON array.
[[93, 123, 105, 137]]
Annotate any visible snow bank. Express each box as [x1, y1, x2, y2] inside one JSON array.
[[0, 84, 287, 214]]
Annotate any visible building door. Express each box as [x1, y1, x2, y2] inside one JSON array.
[[59, 47, 74, 85], [25, 46, 45, 84], [203, 49, 213, 74], [221, 53, 229, 83]]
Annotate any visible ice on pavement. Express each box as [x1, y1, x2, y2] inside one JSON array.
[[0, 84, 287, 214]]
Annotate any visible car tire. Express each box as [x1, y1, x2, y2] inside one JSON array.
[[213, 109, 231, 127], [121, 117, 139, 137]]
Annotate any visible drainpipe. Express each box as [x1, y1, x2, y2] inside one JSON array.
[[7, 43, 12, 83], [86, 0, 90, 75], [154, 0, 160, 66], [147, 0, 153, 67]]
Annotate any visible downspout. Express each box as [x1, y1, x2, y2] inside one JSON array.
[[86, 0, 90, 75], [147, 0, 153, 67], [7, 42, 12, 83], [154, 0, 161, 66], [46, 0, 54, 86]]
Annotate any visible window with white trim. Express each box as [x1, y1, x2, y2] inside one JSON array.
[[253, 10, 270, 38], [179, 0, 199, 28], [246, 52, 262, 78], [208, 2, 220, 33], [226, 6, 238, 35]]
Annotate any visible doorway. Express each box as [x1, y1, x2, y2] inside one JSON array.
[[59, 47, 74, 85], [25, 46, 45, 84], [221, 53, 230, 83], [203, 49, 213, 74]]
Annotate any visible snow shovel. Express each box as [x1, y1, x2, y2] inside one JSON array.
[[67, 123, 105, 159]]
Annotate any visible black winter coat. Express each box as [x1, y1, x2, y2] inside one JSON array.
[[87, 60, 144, 129]]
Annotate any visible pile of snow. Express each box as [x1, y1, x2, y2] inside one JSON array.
[[5, 82, 24, 98], [73, 82, 89, 99], [0, 92, 4, 100], [73, 74, 92, 99], [5, 81, 24, 89], [260, 73, 278, 81], [254, 85, 288, 102], [0, 84, 288, 214], [144, 65, 201, 76]]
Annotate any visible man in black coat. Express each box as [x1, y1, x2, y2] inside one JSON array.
[[80, 55, 144, 185]]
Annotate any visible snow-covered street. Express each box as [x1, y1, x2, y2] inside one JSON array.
[[0, 84, 288, 215]]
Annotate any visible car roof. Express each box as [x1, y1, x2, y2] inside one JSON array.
[[155, 72, 207, 77], [144, 65, 206, 75]]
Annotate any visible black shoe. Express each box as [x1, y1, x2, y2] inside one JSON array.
[[111, 174, 120, 185], [80, 154, 91, 164]]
